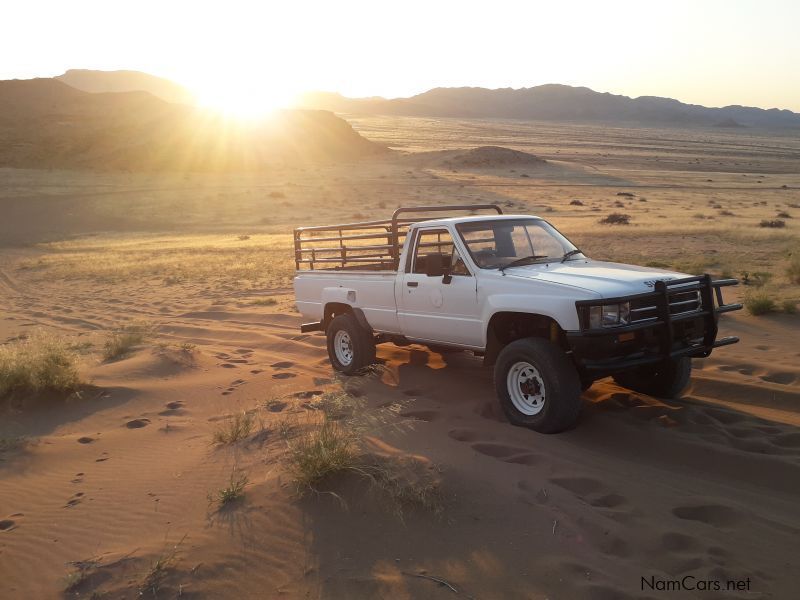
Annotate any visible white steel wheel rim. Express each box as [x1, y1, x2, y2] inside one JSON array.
[[333, 330, 354, 366], [507, 361, 546, 416]]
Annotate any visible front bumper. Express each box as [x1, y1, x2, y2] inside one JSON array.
[[566, 275, 742, 377]]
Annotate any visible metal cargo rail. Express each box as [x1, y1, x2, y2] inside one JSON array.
[[293, 204, 503, 271]]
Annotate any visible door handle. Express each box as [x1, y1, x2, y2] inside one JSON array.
[[406, 281, 418, 287]]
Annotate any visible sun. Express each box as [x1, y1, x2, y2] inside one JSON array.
[[192, 81, 295, 119]]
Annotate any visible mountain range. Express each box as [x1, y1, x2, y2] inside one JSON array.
[[297, 85, 800, 129]]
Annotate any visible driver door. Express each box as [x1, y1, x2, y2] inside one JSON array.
[[397, 227, 482, 346]]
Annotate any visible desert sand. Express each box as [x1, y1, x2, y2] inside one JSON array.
[[1, 118, 799, 599]]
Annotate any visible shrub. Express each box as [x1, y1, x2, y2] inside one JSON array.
[[599, 213, 631, 225], [616, 192, 635, 197], [776, 211, 791, 219], [759, 219, 786, 228], [103, 321, 157, 361], [788, 251, 800, 284], [645, 260, 671, 269], [744, 292, 776, 315], [569, 199, 584, 206], [0, 331, 81, 398], [782, 299, 797, 314]]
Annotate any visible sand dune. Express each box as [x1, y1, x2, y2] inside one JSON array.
[[1, 116, 799, 598]]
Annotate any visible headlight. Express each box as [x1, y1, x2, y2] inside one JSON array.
[[587, 302, 630, 328]]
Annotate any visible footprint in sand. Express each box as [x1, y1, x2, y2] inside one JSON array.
[[0, 519, 16, 531], [64, 497, 81, 508], [235, 348, 254, 355], [159, 401, 186, 416], [448, 428, 483, 442], [271, 361, 295, 369], [77, 436, 95, 444], [293, 390, 323, 399], [760, 372, 796, 385], [463, 442, 538, 466], [550, 477, 630, 510], [672, 504, 740, 527], [661, 532, 701, 553], [220, 363, 237, 369], [400, 409, 440, 422], [71, 473, 84, 483], [272, 372, 297, 379], [125, 418, 150, 429], [266, 401, 289, 413], [250, 369, 263, 374]]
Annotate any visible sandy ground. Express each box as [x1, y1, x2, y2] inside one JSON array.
[[1, 120, 800, 599]]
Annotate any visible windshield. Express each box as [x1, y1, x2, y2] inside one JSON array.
[[456, 218, 581, 269]]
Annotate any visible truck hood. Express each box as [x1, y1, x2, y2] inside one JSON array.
[[503, 259, 687, 298]]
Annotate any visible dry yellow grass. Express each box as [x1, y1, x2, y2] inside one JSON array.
[[20, 233, 295, 289], [0, 330, 82, 399]]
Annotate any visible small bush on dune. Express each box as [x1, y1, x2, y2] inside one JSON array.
[[781, 299, 797, 314], [744, 291, 776, 315], [0, 331, 82, 398], [787, 251, 800, 284], [599, 213, 631, 225], [103, 321, 157, 361], [759, 219, 785, 228], [288, 417, 357, 492]]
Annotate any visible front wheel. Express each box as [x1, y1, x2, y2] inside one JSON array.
[[612, 357, 691, 399], [494, 338, 582, 433], [326, 313, 376, 375]]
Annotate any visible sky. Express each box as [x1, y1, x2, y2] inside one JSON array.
[[3, 0, 799, 112]]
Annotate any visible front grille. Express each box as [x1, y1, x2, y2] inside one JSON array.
[[630, 286, 702, 324]]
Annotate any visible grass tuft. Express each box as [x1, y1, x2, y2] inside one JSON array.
[[288, 418, 357, 492], [102, 321, 157, 361], [209, 468, 249, 507], [744, 291, 777, 315], [0, 330, 82, 399], [212, 411, 254, 445], [139, 535, 185, 597], [781, 299, 797, 314]]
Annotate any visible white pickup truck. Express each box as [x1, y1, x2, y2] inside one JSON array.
[[293, 205, 741, 433]]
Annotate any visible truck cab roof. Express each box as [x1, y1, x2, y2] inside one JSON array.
[[413, 214, 543, 227]]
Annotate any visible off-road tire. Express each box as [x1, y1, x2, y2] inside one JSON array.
[[612, 357, 691, 399], [494, 338, 582, 433], [326, 313, 376, 375]]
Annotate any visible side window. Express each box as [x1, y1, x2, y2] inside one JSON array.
[[411, 229, 470, 276]]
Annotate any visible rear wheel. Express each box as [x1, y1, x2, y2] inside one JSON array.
[[612, 357, 691, 398], [326, 313, 376, 375], [494, 338, 582, 433]]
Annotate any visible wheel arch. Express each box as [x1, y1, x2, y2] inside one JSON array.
[[322, 302, 372, 333], [484, 311, 567, 366]]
